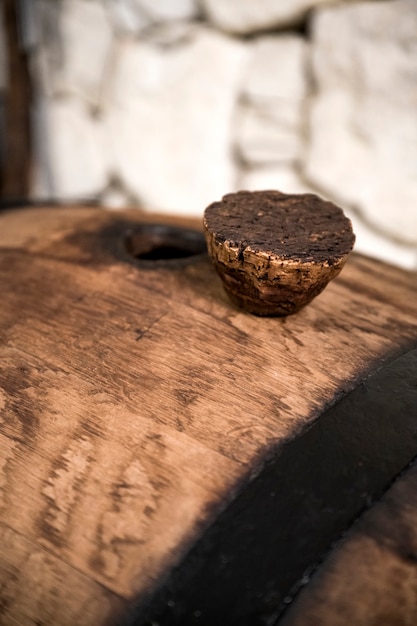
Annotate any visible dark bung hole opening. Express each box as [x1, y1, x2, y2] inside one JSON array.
[[125, 223, 207, 266]]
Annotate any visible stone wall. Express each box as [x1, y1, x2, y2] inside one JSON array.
[[28, 0, 417, 269]]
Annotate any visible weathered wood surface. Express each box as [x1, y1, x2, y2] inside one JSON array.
[[0, 206, 416, 625], [281, 460, 417, 626]]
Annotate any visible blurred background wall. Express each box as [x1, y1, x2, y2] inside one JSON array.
[[1, 0, 416, 269]]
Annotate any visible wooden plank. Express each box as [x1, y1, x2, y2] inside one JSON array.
[[0, 206, 416, 624], [280, 460, 417, 626], [0, 521, 126, 626]]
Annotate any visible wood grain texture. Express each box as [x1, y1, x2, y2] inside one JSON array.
[[0, 522, 126, 626], [0, 206, 416, 625], [280, 461, 417, 626]]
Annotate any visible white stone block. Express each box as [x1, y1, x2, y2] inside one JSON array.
[[105, 0, 150, 36], [201, 0, 331, 34], [32, 96, 109, 199], [244, 36, 308, 104], [235, 36, 308, 164], [240, 164, 318, 196], [31, 0, 60, 94], [37, 0, 113, 106], [148, 21, 200, 48], [106, 0, 199, 35], [345, 210, 417, 271], [136, 0, 199, 22], [236, 104, 305, 164], [305, 0, 417, 245], [105, 29, 248, 215]]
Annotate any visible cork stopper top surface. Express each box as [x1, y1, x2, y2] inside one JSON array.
[[204, 190, 355, 264]]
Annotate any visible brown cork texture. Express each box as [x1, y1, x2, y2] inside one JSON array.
[[203, 190, 355, 316]]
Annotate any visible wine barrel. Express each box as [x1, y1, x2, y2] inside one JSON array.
[[0, 206, 416, 626]]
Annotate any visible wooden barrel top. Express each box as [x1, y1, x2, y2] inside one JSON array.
[[0, 206, 416, 625]]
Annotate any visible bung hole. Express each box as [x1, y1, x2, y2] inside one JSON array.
[[125, 223, 207, 266]]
